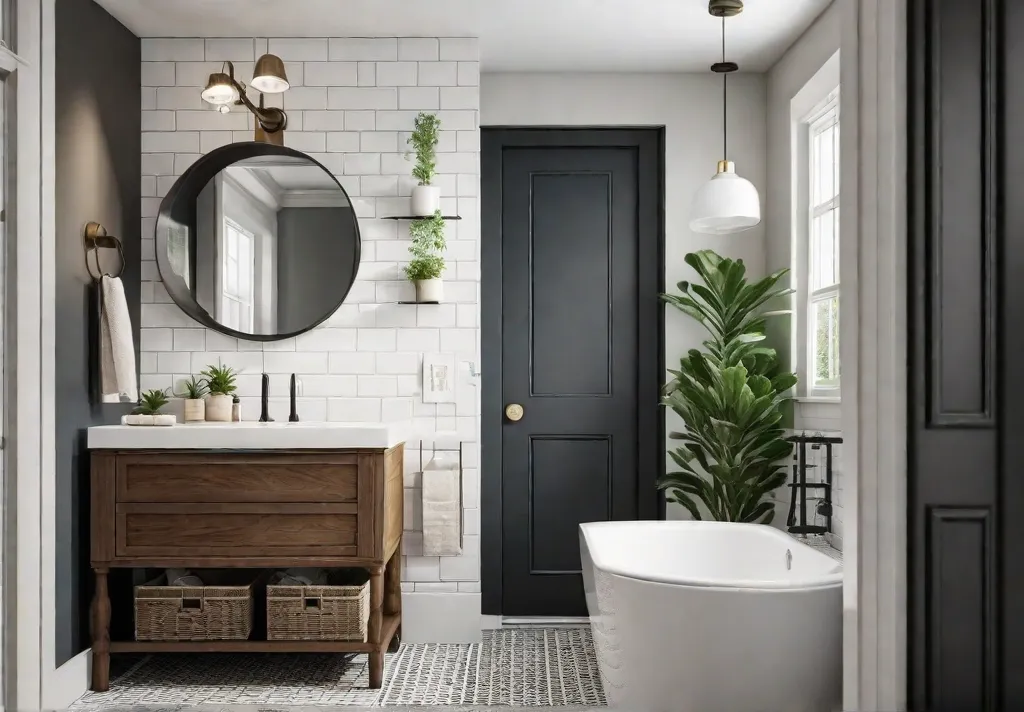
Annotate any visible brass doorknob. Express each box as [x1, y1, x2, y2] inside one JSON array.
[[505, 403, 524, 422]]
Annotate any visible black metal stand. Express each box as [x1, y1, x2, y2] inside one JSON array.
[[786, 434, 842, 535]]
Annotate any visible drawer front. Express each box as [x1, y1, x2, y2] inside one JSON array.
[[116, 504, 358, 557], [116, 453, 359, 503]]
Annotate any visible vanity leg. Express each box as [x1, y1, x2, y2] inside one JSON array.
[[90, 567, 111, 692], [368, 565, 385, 688], [385, 538, 402, 652]]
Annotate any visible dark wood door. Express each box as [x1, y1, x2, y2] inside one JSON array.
[[909, 0, 1021, 709], [481, 129, 662, 616]]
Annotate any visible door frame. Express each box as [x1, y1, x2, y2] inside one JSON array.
[[479, 127, 666, 616]]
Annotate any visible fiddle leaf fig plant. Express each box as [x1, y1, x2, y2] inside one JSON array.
[[659, 250, 797, 524], [134, 389, 170, 416]]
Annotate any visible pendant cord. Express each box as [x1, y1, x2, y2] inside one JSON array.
[[722, 16, 727, 161]]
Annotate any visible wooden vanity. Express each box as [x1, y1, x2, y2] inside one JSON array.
[[88, 424, 405, 693]]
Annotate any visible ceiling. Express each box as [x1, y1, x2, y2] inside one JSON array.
[[94, 0, 833, 72]]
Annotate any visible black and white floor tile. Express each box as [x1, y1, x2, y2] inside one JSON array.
[[70, 628, 607, 709]]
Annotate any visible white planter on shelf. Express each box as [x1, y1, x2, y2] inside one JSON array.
[[122, 414, 176, 426], [205, 394, 233, 422], [415, 278, 443, 303], [411, 184, 440, 216], [184, 399, 206, 423]]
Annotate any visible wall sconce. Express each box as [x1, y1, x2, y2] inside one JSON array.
[[201, 56, 290, 145]]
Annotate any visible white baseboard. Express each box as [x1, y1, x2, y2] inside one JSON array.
[[402, 592, 483, 643], [42, 648, 90, 710]]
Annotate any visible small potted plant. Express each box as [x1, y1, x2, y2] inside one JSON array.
[[201, 364, 239, 422], [404, 210, 446, 302], [125, 389, 175, 426], [177, 374, 208, 422], [407, 112, 441, 216]]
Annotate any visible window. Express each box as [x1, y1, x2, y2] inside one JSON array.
[[805, 95, 840, 396], [221, 218, 255, 332]]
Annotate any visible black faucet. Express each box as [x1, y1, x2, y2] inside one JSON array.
[[259, 373, 273, 422], [289, 374, 300, 422]]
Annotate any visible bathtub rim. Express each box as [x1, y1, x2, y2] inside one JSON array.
[[580, 520, 843, 591]]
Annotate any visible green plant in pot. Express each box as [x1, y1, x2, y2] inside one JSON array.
[[176, 374, 209, 422], [201, 364, 239, 422], [659, 250, 796, 524], [404, 209, 446, 303], [130, 389, 175, 426], [407, 112, 441, 215]]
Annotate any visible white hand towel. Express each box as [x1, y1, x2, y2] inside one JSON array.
[[100, 275, 137, 403]]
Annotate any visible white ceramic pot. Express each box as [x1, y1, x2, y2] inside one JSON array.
[[415, 278, 443, 303], [152, 414, 177, 426], [184, 399, 206, 423], [206, 394, 233, 422], [411, 184, 441, 216]]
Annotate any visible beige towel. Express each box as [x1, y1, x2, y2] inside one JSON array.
[[100, 275, 137, 403]]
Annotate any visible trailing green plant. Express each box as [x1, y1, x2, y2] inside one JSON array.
[[406, 112, 441, 185], [658, 250, 797, 524], [201, 364, 239, 396], [134, 389, 170, 416], [176, 374, 208, 400], [404, 210, 446, 281]]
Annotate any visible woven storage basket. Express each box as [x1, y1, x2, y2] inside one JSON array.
[[134, 573, 256, 642], [267, 576, 370, 642]]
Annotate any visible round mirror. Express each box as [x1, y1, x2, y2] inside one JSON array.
[[156, 143, 361, 341]]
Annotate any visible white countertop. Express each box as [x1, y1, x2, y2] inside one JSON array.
[[87, 421, 409, 450]]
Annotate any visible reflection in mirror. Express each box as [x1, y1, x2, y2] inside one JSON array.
[[159, 148, 360, 339]]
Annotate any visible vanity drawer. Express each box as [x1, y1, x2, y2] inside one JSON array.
[[115, 503, 359, 558], [115, 453, 360, 503]]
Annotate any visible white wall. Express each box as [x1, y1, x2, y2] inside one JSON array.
[[765, 1, 844, 543], [140, 37, 483, 641], [481, 72, 767, 521]]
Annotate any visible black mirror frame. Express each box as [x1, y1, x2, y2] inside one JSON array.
[[154, 142, 362, 342]]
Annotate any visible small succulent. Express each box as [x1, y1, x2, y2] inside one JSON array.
[[134, 389, 170, 416], [201, 364, 239, 396], [176, 374, 208, 400]]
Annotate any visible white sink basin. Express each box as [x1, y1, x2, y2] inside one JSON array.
[[87, 421, 409, 450]]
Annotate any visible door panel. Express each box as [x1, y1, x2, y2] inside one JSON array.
[[909, 0, 1010, 708], [484, 130, 661, 617]]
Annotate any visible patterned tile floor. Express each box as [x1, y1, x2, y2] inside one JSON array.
[[71, 628, 606, 709]]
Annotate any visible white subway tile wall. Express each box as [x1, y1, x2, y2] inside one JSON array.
[[140, 37, 481, 592]]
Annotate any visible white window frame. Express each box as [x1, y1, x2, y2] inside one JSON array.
[[791, 56, 842, 404], [220, 217, 255, 333], [806, 96, 841, 397]]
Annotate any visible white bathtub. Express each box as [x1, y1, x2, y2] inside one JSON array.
[[579, 521, 842, 712]]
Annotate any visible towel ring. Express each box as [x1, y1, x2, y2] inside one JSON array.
[[84, 222, 125, 282]]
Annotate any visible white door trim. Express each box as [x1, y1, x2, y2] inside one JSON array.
[[844, 0, 907, 709]]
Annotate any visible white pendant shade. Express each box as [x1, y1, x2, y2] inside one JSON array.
[[689, 161, 761, 234]]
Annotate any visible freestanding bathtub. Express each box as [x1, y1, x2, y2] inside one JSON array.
[[579, 521, 842, 712]]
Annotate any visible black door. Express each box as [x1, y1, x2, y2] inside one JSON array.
[[909, 0, 1022, 709], [481, 129, 663, 616]]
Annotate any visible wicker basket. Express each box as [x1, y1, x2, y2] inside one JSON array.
[[134, 572, 256, 642], [267, 574, 370, 642]]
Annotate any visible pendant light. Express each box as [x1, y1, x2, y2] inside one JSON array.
[[690, 0, 761, 234]]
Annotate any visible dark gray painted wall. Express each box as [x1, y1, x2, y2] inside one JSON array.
[[276, 207, 357, 334], [55, 0, 140, 665]]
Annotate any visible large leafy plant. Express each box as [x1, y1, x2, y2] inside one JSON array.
[[659, 250, 796, 524]]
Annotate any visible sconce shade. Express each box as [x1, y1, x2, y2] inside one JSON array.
[[251, 53, 290, 94], [201, 72, 239, 105], [689, 160, 761, 234]]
